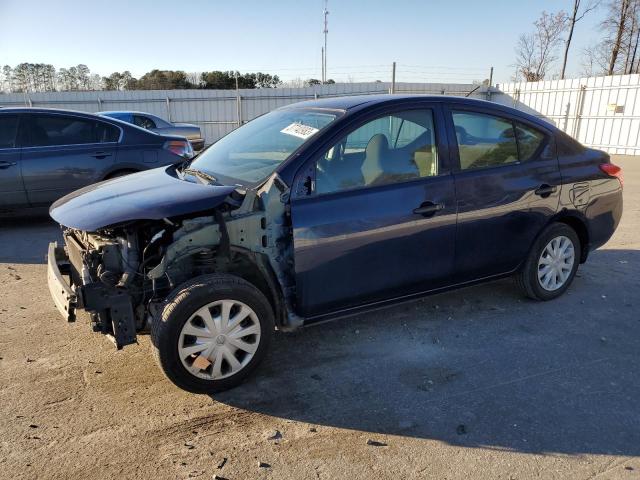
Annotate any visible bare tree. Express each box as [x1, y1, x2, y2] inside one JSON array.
[[516, 11, 568, 81], [561, 0, 601, 79], [623, 0, 640, 72], [630, 14, 640, 72], [581, 41, 611, 75], [604, 0, 633, 74]]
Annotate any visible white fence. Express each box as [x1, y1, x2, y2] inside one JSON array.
[[495, 74, 640, 155], [1, 75, 639, 155]]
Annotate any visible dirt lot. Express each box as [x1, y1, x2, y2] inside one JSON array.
[[1, 156, 639, 480]]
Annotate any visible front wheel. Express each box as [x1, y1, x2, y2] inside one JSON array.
[[151, 274, 274, 393], [515, 223, 581, 301]]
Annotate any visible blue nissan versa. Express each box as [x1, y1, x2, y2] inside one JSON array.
[[47, 95, 623, 393]]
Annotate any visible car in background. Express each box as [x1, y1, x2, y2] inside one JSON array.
[[98, 111, 205, 151], [0, 107, 193, 212]]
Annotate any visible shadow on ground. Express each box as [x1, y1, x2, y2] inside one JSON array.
[[215, 248, 640, 457], [0, 216, 61, 264]]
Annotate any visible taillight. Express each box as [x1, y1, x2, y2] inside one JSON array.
[[163, 140, 194, 159], [599, 163, 623, 188]]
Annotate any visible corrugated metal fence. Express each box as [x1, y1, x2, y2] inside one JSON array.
[[0, 82, 481, 145], [1, 75, 639, 155]]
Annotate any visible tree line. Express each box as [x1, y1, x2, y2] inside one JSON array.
[[515, 0, 640, 82], [0, 65, 304, 93]]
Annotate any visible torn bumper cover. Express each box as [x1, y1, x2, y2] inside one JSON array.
[[46, 241, 137, 349]]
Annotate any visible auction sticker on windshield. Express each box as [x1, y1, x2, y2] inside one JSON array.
[[280, 123, 319, 140]]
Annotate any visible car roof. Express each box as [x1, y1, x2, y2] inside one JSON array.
[[0, 106, 102, 116], [98, 110, 158, 116], [282, 94, 548, 127]]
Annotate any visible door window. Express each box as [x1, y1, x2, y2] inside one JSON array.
[[134, 115, 156, 129], [25, 115, 120, 147], [0, 115, 19, 148], [452, 111, 518, 170], [316, 109, 438, 194]]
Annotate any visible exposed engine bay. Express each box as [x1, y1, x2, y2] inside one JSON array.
[[59, 174, 299, 349]]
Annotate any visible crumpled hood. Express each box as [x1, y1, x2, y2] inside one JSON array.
[[49, 166, 236, 231]]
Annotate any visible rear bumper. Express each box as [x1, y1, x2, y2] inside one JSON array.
[[47, 242, 77, 322], [46, 240, 138, 349]]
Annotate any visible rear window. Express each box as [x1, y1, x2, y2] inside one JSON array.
[[0, 115, 18, 148], [515, 122, 547, 161], [134, 115, 156, 130], [453, 111, 518, 170], [25, 115, 120, 147]]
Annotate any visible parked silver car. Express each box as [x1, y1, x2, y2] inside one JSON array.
[[98, 111, 205, 151]]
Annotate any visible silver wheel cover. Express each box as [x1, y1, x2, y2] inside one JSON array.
[[537, 235, 576, 291], [178, 299, 261, 380]]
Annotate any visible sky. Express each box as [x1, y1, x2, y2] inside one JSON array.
[[0, 0, 606, 85]]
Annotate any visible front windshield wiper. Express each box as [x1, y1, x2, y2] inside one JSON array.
[[181, 168, 218, 185]]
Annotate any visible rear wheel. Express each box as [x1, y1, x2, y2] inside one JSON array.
[[515, 223, 581, 301], [151, 274, 274, 393]]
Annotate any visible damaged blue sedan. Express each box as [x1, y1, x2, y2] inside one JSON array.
[[48, 95, 623, 393]]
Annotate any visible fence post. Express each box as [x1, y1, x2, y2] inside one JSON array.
[[391, 62, 396, 94], [572, 85, 587, 139], [235, 73, 242, 127], [97, 97, 102, 110], [563, 101, 571, 132], [165, 97, 171, 122]]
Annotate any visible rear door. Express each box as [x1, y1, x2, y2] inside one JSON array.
[[21, 113, 121, 205], [447, 106, 561, 281], [0, 114, 27, 209], [290, 103, 457, 318]]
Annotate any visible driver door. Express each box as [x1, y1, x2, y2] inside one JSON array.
[[290, 104, 457, 318]]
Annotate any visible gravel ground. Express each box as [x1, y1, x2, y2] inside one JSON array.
[[0, 156, 639, 480]]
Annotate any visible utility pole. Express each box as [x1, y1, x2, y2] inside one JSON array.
[[321, 47, 325, 85], [323, 0, 329, 83]]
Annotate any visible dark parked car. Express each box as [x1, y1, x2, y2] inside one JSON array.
[[0, 108, 193, 212], [98, 111, 205, 151], [47, 95, 623, 394]]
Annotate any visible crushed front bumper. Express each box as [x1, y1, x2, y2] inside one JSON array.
[[47, 241, 138, 349], [47, 242, 77, 322]]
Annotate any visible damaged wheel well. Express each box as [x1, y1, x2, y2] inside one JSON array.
[[189, 248, 286, 328]]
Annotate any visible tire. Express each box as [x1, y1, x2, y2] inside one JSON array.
[[515, 223, 581, 301], [151, 274, 274, 394]]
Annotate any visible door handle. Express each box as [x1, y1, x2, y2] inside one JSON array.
[[534, 184, 557, 197], [90, 152, 112, 159], [0, 161, 17, 169], [413, 201, 444, 217]]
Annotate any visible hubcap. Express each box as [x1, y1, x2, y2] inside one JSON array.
[[178, 300, 261, 380], [537, 235, 575, 291]]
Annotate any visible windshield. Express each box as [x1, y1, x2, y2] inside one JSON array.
[[188, 108, 339, 184]]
